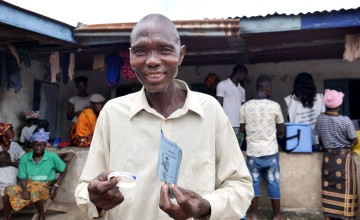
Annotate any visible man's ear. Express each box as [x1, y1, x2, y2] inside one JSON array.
[[179, 45, 186, 65]]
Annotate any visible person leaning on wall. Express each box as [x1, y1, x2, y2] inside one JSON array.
[[284, 72, 325, 152]]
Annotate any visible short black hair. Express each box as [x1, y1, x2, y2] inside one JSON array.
[[230, 64, 248, 78], [256, 74, 272, 91], [74, 76, 88, 85]]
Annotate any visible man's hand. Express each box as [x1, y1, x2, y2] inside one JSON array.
[[159, 182, 211, 220], [22, 190, 30, 200], [88, 172, 124, 211]]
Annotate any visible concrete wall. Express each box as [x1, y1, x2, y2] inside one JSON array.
[[51, 149, 360, 217], [2, 58, 360, 141]]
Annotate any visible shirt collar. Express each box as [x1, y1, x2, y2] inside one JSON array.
[[28, 149, 49, 162], [129, 79, 204, 119]]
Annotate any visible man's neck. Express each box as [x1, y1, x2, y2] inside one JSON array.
[[146, 84, 187, 118]]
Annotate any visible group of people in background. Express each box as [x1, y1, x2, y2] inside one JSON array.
[[66, 76, 106, 147], [0, 124, 67, 219], [216, 65, 358, 220]]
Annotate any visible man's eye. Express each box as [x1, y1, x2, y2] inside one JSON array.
[[132, 49, 146, 55], [160, 48, 173, 54]]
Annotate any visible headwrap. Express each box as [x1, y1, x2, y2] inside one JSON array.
[[29, 128, 50, 143], [323, 89, 344, 108], [25, 111, 39, 119], [0, 123, 12, 136]]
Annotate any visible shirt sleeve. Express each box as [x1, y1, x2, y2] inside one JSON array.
[[13, 143, 25, 161], [216, 81, 225, 97], [17, 155, 27, 179], [53, 153, 66, 173], [345, 117, 358, 140], [239, 104, 246, 124], [75, 109, 110, 219], [201, 106, 254, 220], [275, 103, 285, 124]]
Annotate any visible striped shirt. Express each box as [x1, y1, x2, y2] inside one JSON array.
[[314, 114, 357, 149], [0, 141, 25, 162]]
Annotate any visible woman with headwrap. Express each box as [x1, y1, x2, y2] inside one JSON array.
[[0, 122, 25, 166], [2, 129, 67, 220], [314, 89, 358, 220]]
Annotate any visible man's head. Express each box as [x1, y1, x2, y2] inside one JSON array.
[[0, 151, 11, 166], [30, 128, 50, 155], [90, 94, 106, 115], [230, 64, 248, 83], [256, 74, 273, 98], [129, 14, 186, 93]]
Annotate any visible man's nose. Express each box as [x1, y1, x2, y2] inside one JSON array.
[[146, 51, 161, 67]]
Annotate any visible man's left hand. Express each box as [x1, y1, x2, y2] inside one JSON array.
[[159, 181, 211, 220]]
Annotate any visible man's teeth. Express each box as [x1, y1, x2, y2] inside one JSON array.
[[148, 74, 162, 78]]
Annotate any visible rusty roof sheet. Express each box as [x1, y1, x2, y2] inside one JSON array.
[[74, 19, 240, 38]]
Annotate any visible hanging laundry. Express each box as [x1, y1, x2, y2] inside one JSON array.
[[0, 51, 21, 92], [93, 54, 105, 71], [17, 49, 31, 68], [343, 34, 360, 62], [49, 51, 60, 83], [68, 53, 75, 81], [119, 50, 136, 80], [105, 52, 122, 87], [6, 44, 20, 67], [62, 53, 70, 85]]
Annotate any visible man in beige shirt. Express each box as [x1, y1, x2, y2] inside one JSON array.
[[75, 14, 253, 220]]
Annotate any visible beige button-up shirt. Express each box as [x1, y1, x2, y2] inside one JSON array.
[[75, 80, 253, 220]]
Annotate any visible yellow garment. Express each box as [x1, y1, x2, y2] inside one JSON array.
[[5, 180, 50, 211], [75, 108, 97, 147], [353, 131, 360, 156], [75, 80, 254, 220]]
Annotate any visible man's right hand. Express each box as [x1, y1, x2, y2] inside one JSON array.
[[88, 172, 124, 210]]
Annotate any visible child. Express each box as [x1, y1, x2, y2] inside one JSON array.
[[315, 89, 358, 220], [0, 151, 18, 213]]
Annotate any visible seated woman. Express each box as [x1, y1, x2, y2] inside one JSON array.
[[74, 93, 105, 147], [0, 122, 25, 166], [2, 129, 67, 220]]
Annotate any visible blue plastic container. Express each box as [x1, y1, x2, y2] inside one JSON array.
[[284, 123, 312, 153]]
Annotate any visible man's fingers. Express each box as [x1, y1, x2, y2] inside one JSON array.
[[88, 174, 120, 194], [94, 190, 124, 210], [171, 184, 188, 208], [159, 182, 172, 210]]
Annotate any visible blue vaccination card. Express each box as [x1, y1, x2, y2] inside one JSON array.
[[157, 130, 182, 198]]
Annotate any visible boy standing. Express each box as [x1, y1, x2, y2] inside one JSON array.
[[240, 74, 285, 220]]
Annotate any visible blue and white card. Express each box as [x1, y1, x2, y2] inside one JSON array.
[[157, 130, 182, 198]]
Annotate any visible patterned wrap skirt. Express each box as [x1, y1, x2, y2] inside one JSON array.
[[4, 180, 50, 211], [322, 147, 358, 219]]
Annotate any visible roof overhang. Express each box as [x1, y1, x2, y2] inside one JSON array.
[[0, 1, 77, 53]]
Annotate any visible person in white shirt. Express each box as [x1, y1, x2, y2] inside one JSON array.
[[75, 14, 254, 220], [284, 72, 325, 151], [19, 111, 39, 148], [216, 64, 248, 148], [0, 151, 18, 213]]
